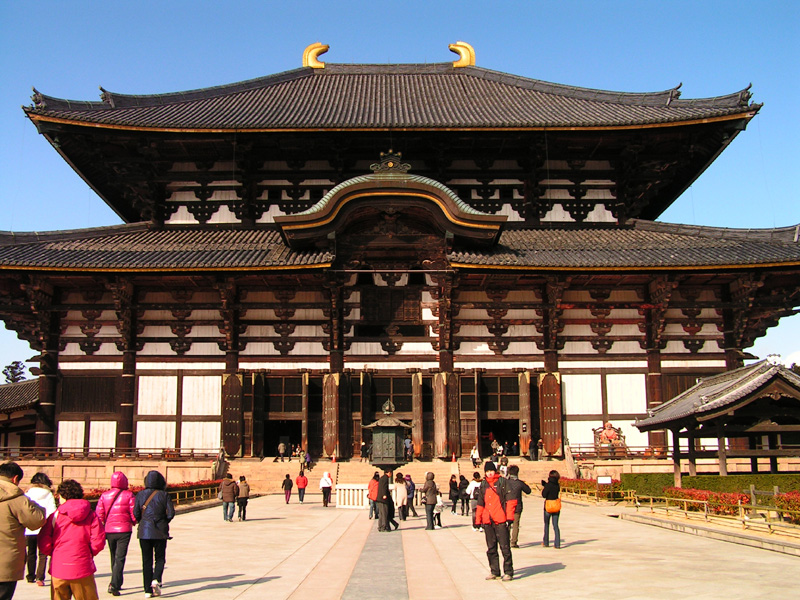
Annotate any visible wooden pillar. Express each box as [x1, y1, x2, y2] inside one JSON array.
[[322, 373, 340, 458], [36, 350, 58, 450], [687, 429, 697, 477], [412, 372, 423, 457], [725, 348, 744, 371], [671, 428, 682, 488], [116, 350, 136, 452], [646, 350, 667, 450], [749, 435, 758, 473], [768, 433, 779, 474], [433, 373, 449, 458], [518, 371, 531, 456], [301, 372, 309, 453], [716, 421, 728, 477]]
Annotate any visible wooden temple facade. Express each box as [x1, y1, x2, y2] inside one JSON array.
[[1, 43, 799, 460]]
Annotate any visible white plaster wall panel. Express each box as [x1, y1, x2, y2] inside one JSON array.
[[136, 362, 225, 371], [565, 309, 593, 319], [564, 420, 596, 447], [256, 204, 287, 223], [240, 361, 329, 371], [661, 359, 725, 369], [140, 310, 173, 320], [189, 292, 221, 303], [346, 361, 439, 371], [347, 307, 361, 320], [421, 291, 435, 303], [244, 325, 272, 336], [241, 291, 270, 302], [57, 421, 85, 450], [457, 342, 494, 355], [611, 324, 643, 336], [141, 325, 173, 337], [664, 323, 688, 334], [191, 310, 221, 320], [456, 291, 490, 303], [541, 204, 574, 222], [96, 325, 121, 337], [505, 342, 539, 355], [137, 376, 178, 415], [455, 361, 545, 370], [240, 342, 280, 356], [89, 421, 117, 451], [61, 343, 84, 356], [272, 325, 323, 337], [664, 309, 684, 320], [349, 342, 387, 355], [607, 341, 646, 354], [7, 433, 20, 450], [63, 326, 83, 336], [506, 324, 537, 337], [562, 374, 602, 415], [503, 310, 537, 320], [606, 374, 647, 414], [562, 324, 593, 337], [186, 325, 219, 338], [136, 422, 176, 450], [421, 308, 436, 320], [499, 204, 523, 221], [584, 205, 615, 223], [185, 343, 225, 356], [608, 290, 642, 303], [208, 205, 238, 224], [61, 363, 124, 371], [396, 342, 437, 356], [613, 420, 649, 447], [375, 274, 408, 287], [94, 344, 123, 356], [664, 341, 688, 354], [166, 205, 199, 224], [456, 309, 489, 320], [208, 189, 238, 202], [562, 361, 647, 369], [182, 376, 222, 416], [562, 341, 594, 355], [287, 342, 326, 356], [293, 309, 326, 320], [458, 325, 491, 336], [608, 309, 642, 320], [506, 290, 538, 302], [243, 309, 277, 320], [180, 422, 221, 451], [140, 343, 176, 356], [563, 290, 591, 302]]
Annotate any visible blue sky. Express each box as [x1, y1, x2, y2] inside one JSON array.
[[0, 1, 798, 373]]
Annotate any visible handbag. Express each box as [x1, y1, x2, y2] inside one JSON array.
[[545, 498, 561, 514]]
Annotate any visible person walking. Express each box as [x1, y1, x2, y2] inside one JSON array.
[[38, 479, 105, 600], [457, 475, 470, 516], [432, 490, 444, 528], [95, 471, 136, 596], [281, 475, 293, 504], [134, 470, 175, 598], [24, 472, 57, 586], [470, 445, 481, 468], [404, 475, 418, 517], [475, 461, 516, 581], [375, 469, 393, 532], [421, 472, 437, 530], [359, 442, 368, 462], [0, 461, 46, 600], [506, 465, 531, 549], [218, 474, 239, 522], [465, 472, 482, 531], [319, 472, 333, 507], [448, 475, 459, 515], [394, 473, 408, 521], [236, 476, 250, 521], [541, 470, 561, 549], [277, 442, 286, 462], [295, 472, 308, 504], [367, 473, 379, 519]]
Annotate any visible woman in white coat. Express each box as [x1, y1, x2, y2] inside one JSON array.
[[24, 472, 58, 585]]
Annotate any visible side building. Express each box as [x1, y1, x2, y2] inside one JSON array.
[[1, 44, 798, 460]]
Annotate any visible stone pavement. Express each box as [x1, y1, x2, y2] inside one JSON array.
[[12, 494, 799, 600]]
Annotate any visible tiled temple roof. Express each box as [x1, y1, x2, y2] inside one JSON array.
[[636, 360, 800, 430], [0, 379, 38, 413], [25, 64, 758, 130], [0, 221, 797, 272]]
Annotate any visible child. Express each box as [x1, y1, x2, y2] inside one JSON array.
[[38, 479, 105, 599], [433, 489, 445, 529]]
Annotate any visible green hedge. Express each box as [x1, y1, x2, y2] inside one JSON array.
[[620, 473, 800, 496]]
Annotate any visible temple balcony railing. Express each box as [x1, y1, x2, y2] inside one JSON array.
[[0, 446, 219, 461]]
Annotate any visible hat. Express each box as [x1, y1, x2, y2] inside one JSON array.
[[484, 461, 497, 473], [404, 474, 411, 480]]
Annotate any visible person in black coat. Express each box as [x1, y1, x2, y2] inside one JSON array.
[[458, 475, 470, 516], [541, 470, 561, 549], [506, 465, 531, 548], [376, 469, 397, 532], [133, 470, 175, 597]]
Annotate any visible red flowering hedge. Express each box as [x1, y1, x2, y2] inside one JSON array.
[[560, 477, 623, 499], [663, 487, 750, 516], [774, 491, 800, 524], [83, 479, 222, 501]]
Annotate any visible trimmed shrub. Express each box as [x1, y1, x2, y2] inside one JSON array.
[[664, 487, 750, 516], [620, 473, 800, 497], [774, 491, 800, 524], [620, 473, 673, 497]]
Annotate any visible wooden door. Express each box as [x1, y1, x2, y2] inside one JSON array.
[[322, 373, 339, 457], [251, 373, 265, 457], [539, 372, 562, 456], [222, 374, 243, 457]]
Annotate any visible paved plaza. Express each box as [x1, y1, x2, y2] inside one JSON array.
[[12, 494, 798, 600]]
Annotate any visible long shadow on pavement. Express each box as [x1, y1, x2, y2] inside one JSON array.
[[165, 575, 279, 596], [513, 563, 565, 579]]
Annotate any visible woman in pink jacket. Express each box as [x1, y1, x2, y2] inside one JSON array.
[[95, 472, 136, 596], [38, 479, 105, 600]]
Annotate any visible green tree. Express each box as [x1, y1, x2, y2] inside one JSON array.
[[3, 361, 27, 383]]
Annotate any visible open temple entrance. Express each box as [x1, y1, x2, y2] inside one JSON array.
[[264, 419, 302, 459], [480, 419, 520, 457]]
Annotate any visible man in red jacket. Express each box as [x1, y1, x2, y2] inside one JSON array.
[[474, 461, 517, 581]]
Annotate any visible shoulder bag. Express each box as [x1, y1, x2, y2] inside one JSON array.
[[545, 498, 561, 514]]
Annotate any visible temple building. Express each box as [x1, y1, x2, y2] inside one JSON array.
[[1, 42, 799, 461]]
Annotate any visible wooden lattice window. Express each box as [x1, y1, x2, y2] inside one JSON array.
[[265, 376, 303, 413], [372, 376, 413, 413], [479, 376, 519, 412], [361, 288, 421, 323], [460, 375, 476, 411], [61, 376, 117, 413]]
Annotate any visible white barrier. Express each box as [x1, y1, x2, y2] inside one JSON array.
[[335, 483, 423, 509]]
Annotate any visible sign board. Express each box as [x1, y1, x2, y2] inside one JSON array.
[[597, 476, 613, 485]]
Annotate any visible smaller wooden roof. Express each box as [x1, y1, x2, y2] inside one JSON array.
[[636, 360, 800, 431], [0, 379, 38, 414]]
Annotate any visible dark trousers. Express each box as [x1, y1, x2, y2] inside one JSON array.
[[484, 521, 513, 577], [298, 488, 305, 503], [140, 538, 167, 592], [26, 534, 47, 581], [322, 487, 331, 507], [377, 501, 389, 531], [543, 509, 561, 548], [460, 498, 469, 515], [0, 581, 16, 600], [237, 498, 248, 520], [407, 497, 418, 517], [284, 489, 292, 503], [106, 532, 131, 592], [424, 503, 435, 530]]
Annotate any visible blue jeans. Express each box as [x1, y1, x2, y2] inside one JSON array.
[[223, 501, 235, 521], [543, 509, 560, 548]]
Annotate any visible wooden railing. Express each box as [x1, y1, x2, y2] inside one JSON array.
[[569, 444, 669, 460], [0, 447, 219, 461], [557, 484, 635, 503]]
